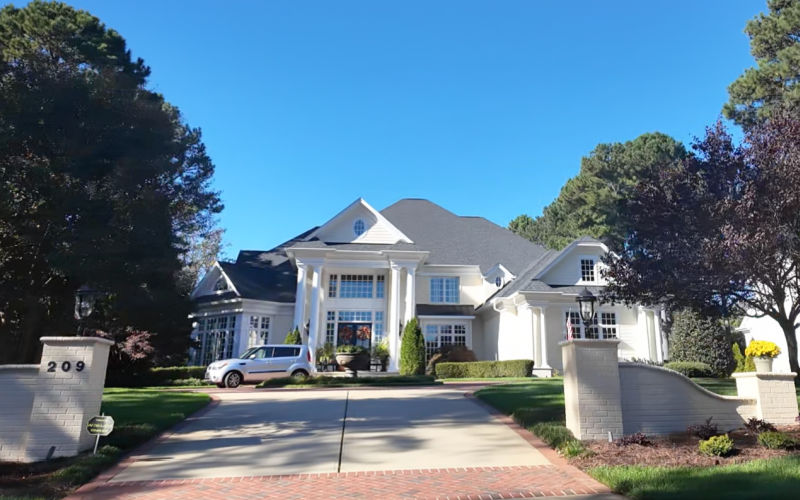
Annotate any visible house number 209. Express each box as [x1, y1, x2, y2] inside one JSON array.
[[46, 361, 85, 372]]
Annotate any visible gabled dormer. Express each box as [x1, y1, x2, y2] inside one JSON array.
[[484, 263, 516, 288], [536, 237, 609, 286], [190, 262, 239, 299], [304, 198, 413, 244]]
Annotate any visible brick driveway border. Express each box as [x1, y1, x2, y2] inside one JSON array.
[[67, 385, 613, 499]]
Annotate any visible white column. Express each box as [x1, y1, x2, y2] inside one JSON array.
[[404, 266, 416, 324], [539, 306, 550, 368], [388, 263, 402, 371], [307, 264, 322, 368], [293, 262, 308, 330], [653, 309, 665, 362]]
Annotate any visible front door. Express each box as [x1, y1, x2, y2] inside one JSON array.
[[337, 322, 372, 350]]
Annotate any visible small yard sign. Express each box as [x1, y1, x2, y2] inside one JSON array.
[[87, 415, 114, 454]]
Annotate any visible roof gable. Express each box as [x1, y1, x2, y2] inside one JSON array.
[[381, 199, 547, 274], [305, 198, 412, 244]]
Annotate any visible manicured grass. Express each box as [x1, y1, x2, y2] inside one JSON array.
[[0, 389, 210, 500], [257, 374, 439, 388], [440, 377, 534, 383], [588, 455, 800, 500], [474, 378, 565, 422]]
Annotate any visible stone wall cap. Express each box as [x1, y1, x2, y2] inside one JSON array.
[[40, 336, 115, 346], [732, 372, 798, 379], [0, 364, 39, 370], [559, 339, 621, 347]]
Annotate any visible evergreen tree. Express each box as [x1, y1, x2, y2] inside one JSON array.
[[509, 133, 686, 250], [399, 318, 425, 375], [669, 309, 736, 378], [724, 0, 800, 128], [284, 328, 302, 345]]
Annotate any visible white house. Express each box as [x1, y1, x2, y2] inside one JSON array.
[[189, 198, 666, 374], [739, 316, 798, 374]]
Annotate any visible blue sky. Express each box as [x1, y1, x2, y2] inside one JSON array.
[[57, 0, 763, 255]]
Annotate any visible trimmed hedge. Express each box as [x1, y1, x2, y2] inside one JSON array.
[[108, 366, 207, 387], [664, 361, 714, 378], [669, 309, 735, 377], [435, 359, 533, 378]]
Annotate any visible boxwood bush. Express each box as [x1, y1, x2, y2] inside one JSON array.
[[664, 361, 714, 378], [698, 434, 734, 457], [758, 431, 798, 450], [108, 366, 207, 387], [435, 359, 533, 378]]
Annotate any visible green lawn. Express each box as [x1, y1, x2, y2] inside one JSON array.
[[474, 378, 565, 421], [475, 377, 800, 500], [589, 456, 800, 500], [0, 389, 210, 500]]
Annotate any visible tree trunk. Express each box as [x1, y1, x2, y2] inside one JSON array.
[[779, 322, 800, 377]]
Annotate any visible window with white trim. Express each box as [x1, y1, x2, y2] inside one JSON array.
[[580, 259, 595, 282], [376, 275, 385, 298], [430, 277, 459, 304], [565, 311, 614, 339], [423, 323, 467, 361], [325, 311, 336, 345], [328, 274, 386, 299], [196, 314, 237, 365], [247, 315, 270, 347], [214, 276, 229, 291], [328, 274, 337, 298], [353, 219, 366, 236]]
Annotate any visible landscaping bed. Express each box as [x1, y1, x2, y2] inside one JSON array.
[[575, 426, 800, 468], [0, 388, 210, 499]]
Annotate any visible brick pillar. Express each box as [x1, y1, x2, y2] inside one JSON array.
[[733, 372, 799, 425], [561, 339, 623, 440], [24, 336, 113, 461]]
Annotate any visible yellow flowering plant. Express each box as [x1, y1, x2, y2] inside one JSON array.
[[744, 340, 781, 359]]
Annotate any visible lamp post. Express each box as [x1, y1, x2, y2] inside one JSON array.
[[74, 285, 101, 336], [576, 287, 597, 337]]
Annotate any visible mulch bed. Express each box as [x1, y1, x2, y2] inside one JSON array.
[[572, 425, 800, 468]]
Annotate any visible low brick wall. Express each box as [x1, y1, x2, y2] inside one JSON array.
[[0, 337, 112, 462], [561, 339, 799, 440], [619, 363, 756, 435]]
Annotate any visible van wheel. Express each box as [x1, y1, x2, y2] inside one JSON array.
[[224, 371, 242, 388], [291, 369, 309, 380]]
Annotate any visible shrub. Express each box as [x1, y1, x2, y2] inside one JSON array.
[[435, 359, 533, 378], [669, 309, 736, 377], [617, 432, 652, 446], [531, 422, 576, 449], [664, 361, 714, 378], [732, 343, 756, 372], [688, 417, 720, 440], [284, 327, 302, 345], [745, 340, 781, 358], [558, 439, 593, 458], [758, 431, 798, 450], [744, 418, 777, 435], [336, 344, 367, 354], [372, 338, 390, 360], [109, 365, 208, 387], [399, 318, 425, 375], [425, 344, 476, 374], [512, 408, 541, 428], [698, 434, 734, 457]]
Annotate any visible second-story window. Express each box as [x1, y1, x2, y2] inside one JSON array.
[[430, 277, 459, 303], [580, 259, 595, 282]]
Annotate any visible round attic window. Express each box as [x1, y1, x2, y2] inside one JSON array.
[[495, 276, 503, 287], [353, 219, 366, 236]]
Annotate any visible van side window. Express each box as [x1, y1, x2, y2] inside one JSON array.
[[273, 347, 298, 357]]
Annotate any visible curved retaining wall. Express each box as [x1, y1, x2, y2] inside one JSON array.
[[619, 363, 756, 435]]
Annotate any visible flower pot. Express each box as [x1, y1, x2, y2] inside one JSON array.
[[335, 351, 370, 377], [754, 356, 773, 373]]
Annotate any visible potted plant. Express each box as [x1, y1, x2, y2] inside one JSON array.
[[372, 338, 390, 372], [744, 340, 781, 373], [335, 344, 369, 377], [316, 342, 335, 371]]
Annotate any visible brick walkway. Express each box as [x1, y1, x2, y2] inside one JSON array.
[[70, 465, 609, 499]]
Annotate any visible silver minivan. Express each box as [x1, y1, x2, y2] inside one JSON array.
[[204, 344, 313, 388]]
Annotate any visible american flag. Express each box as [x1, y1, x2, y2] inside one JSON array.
[[566, 312, 574, 341]]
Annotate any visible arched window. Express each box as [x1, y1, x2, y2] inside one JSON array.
[[353, 219, 366, 236]]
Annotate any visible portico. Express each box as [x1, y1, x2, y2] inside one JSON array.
[[289, 250, 426, 370]]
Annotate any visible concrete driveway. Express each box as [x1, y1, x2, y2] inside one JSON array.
[[111, 386, 549, 481]]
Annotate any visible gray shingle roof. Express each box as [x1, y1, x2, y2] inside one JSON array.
[[380, 199, 548, 274]]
